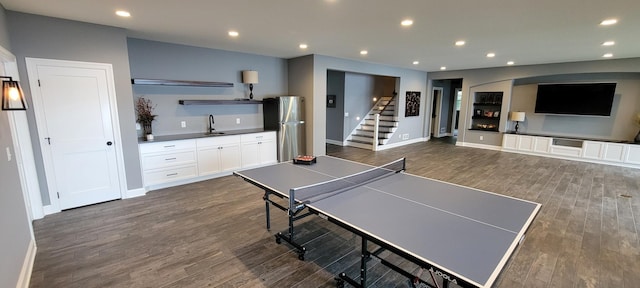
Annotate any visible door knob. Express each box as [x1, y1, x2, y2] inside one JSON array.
[[106, 141, 113, 146]]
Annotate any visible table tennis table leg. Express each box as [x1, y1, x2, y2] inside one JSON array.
[[336, 237, 370, 288], [263, 190, 271, 230]]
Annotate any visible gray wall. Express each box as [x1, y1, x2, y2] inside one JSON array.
[[0, 3, 9, 48], [429, 58, 640, 147], [343, 72, 376, 138], [510, 73, 640, 140], [326, 70, 345, 142], [298, 54, 427, 156], [128, 39, 288, 136], [0, 4, 33, 288], [7, 12, 141, 202], [287, 55, 315, 155]]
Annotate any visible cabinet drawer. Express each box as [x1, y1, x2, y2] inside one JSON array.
[[549, 146, 582, 157], [142, 151, 196, 170], [139, 139, 196, 154], [197, 135, 240, 147], [241, 132, 276, 143], [143, 165, 197, 186]]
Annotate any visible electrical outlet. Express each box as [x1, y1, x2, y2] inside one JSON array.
[[181, 121, 186, 128], [236, 118, 241, 124], [344, 112, 349, 117], [402, 134, 409, 140], [480, 136, 484, 141]]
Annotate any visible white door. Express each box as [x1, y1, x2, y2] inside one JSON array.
[[27, 59, 122, 210]]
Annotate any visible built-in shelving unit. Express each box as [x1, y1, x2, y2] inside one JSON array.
[[178, 100, 262, 105], [131, 78, 234, 87], [470, 92, 503, 132]]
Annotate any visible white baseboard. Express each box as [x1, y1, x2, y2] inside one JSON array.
[[123, 187, 147, 199], [326, 139, 345, 146], [42, 205, 57, 216], [456, 141, 502, 151], [16, 238, 36, 288], [377, 137, 428, 151]]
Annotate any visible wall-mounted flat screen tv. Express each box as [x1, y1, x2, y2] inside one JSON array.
[[534, 83, 616, 116]]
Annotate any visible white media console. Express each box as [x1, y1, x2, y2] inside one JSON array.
[[502, 133, 640, 169]]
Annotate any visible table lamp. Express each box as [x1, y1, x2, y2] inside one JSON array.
[[242, 70, 259, 100], [510, 111, 525, 134]]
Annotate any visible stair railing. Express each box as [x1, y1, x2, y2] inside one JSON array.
[[372, 113, 380, 151]]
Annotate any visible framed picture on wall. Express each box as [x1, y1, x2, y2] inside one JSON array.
[[327, 95, 336, 108], [405, 91, 420, 117]]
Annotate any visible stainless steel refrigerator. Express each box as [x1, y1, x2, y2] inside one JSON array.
[[263, 96, 306, 162]]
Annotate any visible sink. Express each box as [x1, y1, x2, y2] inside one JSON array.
[[204, 132, 225, 136]]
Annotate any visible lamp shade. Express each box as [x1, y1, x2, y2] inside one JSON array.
[[510, 111, 525, 122], [2, 77, 27, 110], [242, 70, 259, 84]]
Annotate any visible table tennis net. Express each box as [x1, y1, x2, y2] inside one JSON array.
[[291, 158, 406, 206]]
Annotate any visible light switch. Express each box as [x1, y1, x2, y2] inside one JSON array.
[[236, 118, 241, 124], [6, 147, 11, 162], [181, 121, 186, 128]]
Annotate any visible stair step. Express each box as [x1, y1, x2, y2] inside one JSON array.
[[352, 133, 389, 140]]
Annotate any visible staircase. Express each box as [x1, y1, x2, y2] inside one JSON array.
[[346, 96, 399, 150]]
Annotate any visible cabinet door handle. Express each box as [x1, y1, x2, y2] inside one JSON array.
[[165, 157, 176, 161], [164, 145, 176, 148], [166, 173, 178, 177]]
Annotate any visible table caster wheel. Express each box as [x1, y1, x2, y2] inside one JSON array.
[[275, 236, 281, 244]]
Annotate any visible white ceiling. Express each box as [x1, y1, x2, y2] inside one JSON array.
[[2, 0, 639, 72]]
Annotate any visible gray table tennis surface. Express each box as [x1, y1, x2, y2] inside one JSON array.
[[235, 156, 541, 288]]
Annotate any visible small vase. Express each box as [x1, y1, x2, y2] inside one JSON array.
[[143, 123, 152, 136]]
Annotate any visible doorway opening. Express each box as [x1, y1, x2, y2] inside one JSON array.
[[431, 78, 463, 144]]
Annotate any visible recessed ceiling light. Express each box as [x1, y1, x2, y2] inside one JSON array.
[[486, 53, 496, 58], [507, 61, 515, 65], [600, 19, 618, 26], [455, 40, 466, 46], [603, 53, 613, 58], [412, 61, 419, 65], [228, 31, 239, 37], [401, 19, 413, 26], [115, 10, 130, 17], [602, 41, 615, 46], [360, 50, 368, 55], [299, 43, 308, 49], [440, 66, 447, 70]]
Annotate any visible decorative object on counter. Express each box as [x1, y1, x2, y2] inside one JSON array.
[[135, 97, 156, 140], [635, 113, 640, 143], [293, 155, 316, 165], [510, 111, 525, 134], [242, 70, 259, 100], [1, 76, 27, 110]]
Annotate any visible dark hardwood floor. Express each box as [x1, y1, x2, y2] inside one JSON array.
[[29, 141, 640, 287]]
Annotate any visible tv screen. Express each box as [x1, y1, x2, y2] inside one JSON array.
[[534, 83, 616, 116]]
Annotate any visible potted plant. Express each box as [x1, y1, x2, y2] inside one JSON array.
[[135, 97, 156, 140]]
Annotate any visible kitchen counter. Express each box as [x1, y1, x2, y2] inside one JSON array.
[[138, 128, 273, 143]]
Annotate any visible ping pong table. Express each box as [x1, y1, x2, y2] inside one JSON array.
[[234, 156, 540, 288]]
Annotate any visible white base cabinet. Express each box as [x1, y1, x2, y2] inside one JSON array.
[[197, 135, 242, 176], [139, 139, 198, 186], [502, 133, 640, 169], [140, 131, 278, 189], [240, 132, 277, 168]]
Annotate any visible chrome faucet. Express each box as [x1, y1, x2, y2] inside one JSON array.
[[208, 114, 215, 133]]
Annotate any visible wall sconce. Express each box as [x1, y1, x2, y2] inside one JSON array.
[[1, 76, 27, 110], [510, 111, 525, 134], [242, 70, 259, 100]]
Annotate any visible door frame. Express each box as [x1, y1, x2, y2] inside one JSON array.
[[25, 58, 127, 213], [0, 46, 44, 221], [431, 87, 444, 138], [450, 88, 462, 135]]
